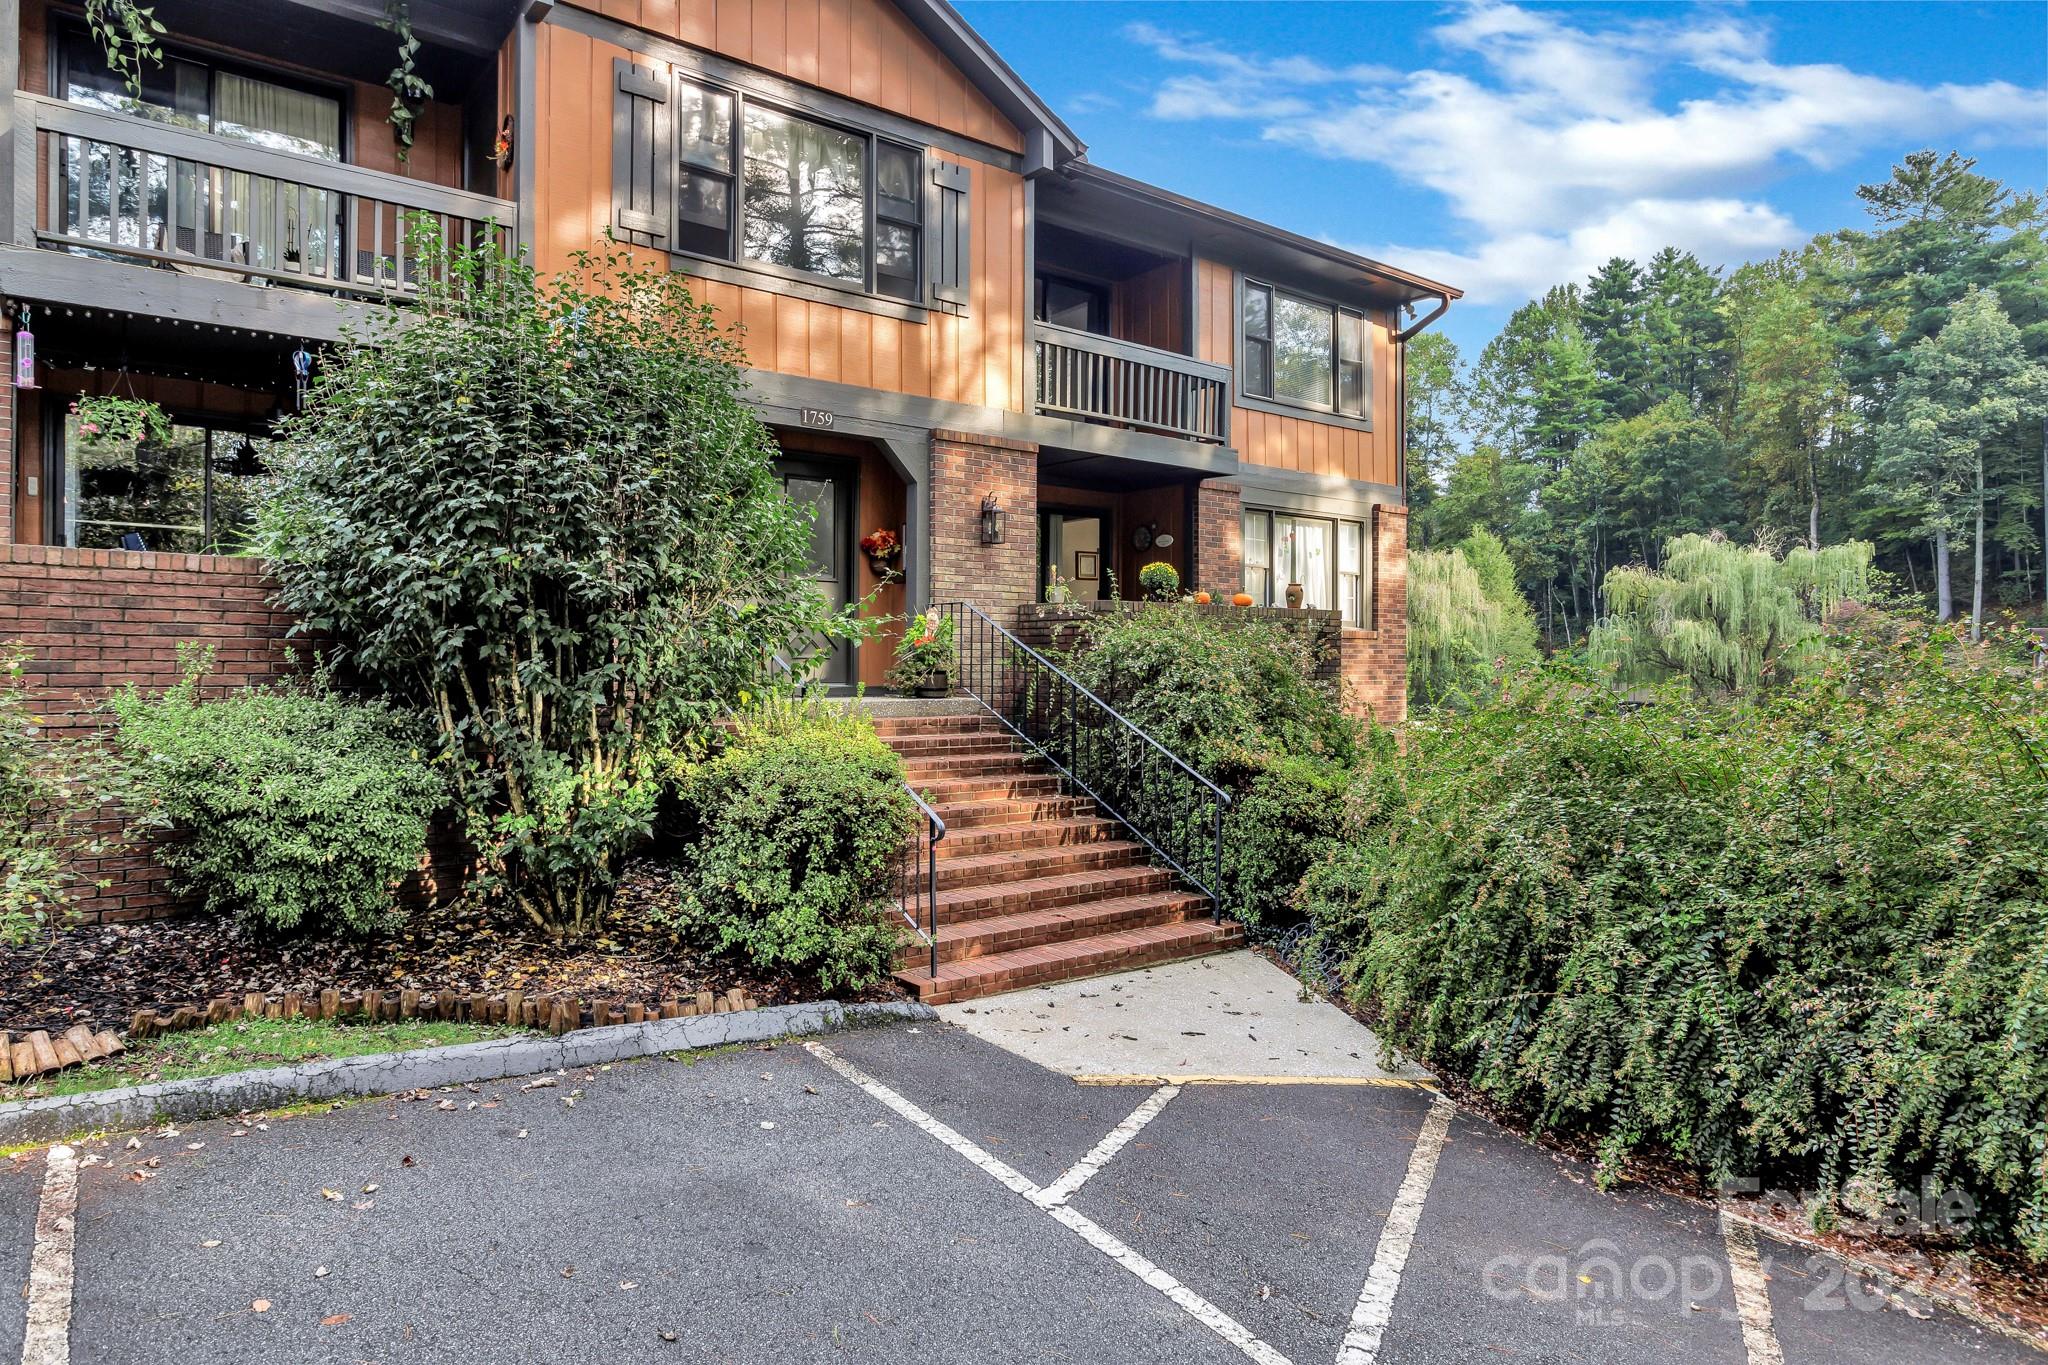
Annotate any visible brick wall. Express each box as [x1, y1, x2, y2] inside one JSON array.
[[1190, 480, 1242, 601], [928, 428, 1039, 613], [1338, 503, 1409, 728]]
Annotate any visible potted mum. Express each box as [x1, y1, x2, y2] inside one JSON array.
[[888, 610, 956, 697]]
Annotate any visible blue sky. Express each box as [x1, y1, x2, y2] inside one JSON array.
[[958, 1, 2048, 358]]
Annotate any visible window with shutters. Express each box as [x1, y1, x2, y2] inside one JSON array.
[[614, 61, 965, 310]]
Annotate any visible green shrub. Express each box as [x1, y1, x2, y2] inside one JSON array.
[[1303, 622, 2048, 1259], [261, 230, 848, 938], [1056, 604, 1361, 927], [1058, 603, 1357, 774], [109, 649, 448, 935], [0, 646, 115, 944], [1137, 561, 1180, 600], [1215, 749, 1355, 930], [664, 697, 912, 990]]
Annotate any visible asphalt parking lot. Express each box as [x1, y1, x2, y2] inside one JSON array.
[[1, 1019, 2036, 1364]]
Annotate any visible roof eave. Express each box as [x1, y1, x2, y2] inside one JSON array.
[[896, 0, 1086, 169]]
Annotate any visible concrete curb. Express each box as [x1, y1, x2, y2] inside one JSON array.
[[0, 999, 936, 1146]]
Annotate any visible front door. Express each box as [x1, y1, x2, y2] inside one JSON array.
[[778, 458, 854, 685], [1041, 509, 1111, 602]]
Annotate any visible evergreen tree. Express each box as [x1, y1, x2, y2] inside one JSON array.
[[1640, 248, 1729, 414], [1875, 287, 2048, 638], [1582, 256, 1651, 418]]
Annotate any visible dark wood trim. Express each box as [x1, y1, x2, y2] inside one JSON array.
[[1233, 270, 1375, 434], [670, 249, 934, 323], [0, 0, 17, 245]]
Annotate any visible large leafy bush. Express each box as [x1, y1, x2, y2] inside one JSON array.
[[109, 650, 446, 935], [261, 232, 842, 937], [1303, 622, 2048, 1257], [1056, 605, 1360, 928], [664, 697, 911, 989], [0, 646, 114, 944]]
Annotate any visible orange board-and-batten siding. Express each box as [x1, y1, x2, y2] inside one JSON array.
[[1193, 257, 1401, 489], [572, 0, 1025, 154], [531, 16, 1030, 414]]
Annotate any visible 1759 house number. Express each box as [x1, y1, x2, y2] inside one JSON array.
[[799, 408, 836, 430]]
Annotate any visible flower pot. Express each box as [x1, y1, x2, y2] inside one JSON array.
[[866, 553, 900, 580], [911, 678, 951, 698], [1284, 581, 1305, 609]]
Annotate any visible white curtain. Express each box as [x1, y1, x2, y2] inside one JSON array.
[[213, 73, 341, 161]]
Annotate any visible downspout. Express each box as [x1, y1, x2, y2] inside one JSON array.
[[1391, 289, 1452, 511]]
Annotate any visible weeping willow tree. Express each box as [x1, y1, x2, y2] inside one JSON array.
[[1409, 548, 1507, 709], [1587, 533, 1872, 693]]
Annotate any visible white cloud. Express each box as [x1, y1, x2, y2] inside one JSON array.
[[1125, 2, 2048, 304]]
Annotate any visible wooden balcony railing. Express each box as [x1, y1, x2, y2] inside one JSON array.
[[1034, 321, 1231, 445], [12, 92, 515, 297]]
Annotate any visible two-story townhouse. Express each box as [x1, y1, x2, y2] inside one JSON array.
[[0, 0, 1455, 931]]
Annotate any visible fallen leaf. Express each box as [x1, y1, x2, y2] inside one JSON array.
[[759, 1122, 776, 1131], [314, 1266, 330, 1279], [321, 1188, 343, 1201], [185, 1142, 205, 1151], [401, 1155, 415, 1167], [562, 1265, 576, 1279], [516, 1129, 529, 1140], [660, 1330, 678, 1343], [200, 1239, 222, 1249], [619, 1280, 638, 1291], [320, 1313, 352, 1327], [124, 1137, 142, 1151], [251, 1300, 271, 1313], [361, 1183, 379, 1194], [352, 1201, 375, 1211]]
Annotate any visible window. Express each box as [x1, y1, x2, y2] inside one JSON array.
[[661, 76, 929, 304], [56, 28, 343, 273], [1241, 279, 1369, 419], [742, 105, 866, 285], [60, 28, 342, 160], [1240, 507, 1369, 627], [1034, 274, 1109, 333], [54, 410, 266, 554]]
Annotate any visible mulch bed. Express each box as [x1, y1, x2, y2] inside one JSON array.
[[2, 859, 902, 1036]]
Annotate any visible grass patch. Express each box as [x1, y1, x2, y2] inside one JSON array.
[[3, 1015, 525, 1102]]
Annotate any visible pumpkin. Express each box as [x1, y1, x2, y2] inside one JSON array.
[[1231, 592, 1254, 607], [1193, 591, 1212, 605]]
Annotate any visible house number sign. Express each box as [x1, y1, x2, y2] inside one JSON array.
[[799, 408, 836, 430]]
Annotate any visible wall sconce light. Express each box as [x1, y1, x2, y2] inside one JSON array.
[[980, 494, 1006, 545]]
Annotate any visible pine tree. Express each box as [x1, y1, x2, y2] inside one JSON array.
[[1640, 248, 1728, 414], [1876, 287, 2048, 638], [1582, 257, 1651, 418], [1404, 331, 1467, 543]]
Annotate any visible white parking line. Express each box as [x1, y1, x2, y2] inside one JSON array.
[[21, 1144, 79, 1365], [1721, 1213, 1786, 1365], [804, 1042, 1294, 1365], [1033, 1085, 1179, 1208], [1336, 1095, 1454, 1365]]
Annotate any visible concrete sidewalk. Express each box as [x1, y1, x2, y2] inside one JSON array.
[[936, 950, 1426, 1083]]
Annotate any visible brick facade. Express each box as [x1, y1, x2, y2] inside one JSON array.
[[1190, 479, 1242, 601], [1338, 503, 1409, 728], [928, 428, 1040, 613]]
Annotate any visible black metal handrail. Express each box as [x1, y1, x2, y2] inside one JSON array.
[[929, 600, 1230, 917], [895, 783, 946, 979]]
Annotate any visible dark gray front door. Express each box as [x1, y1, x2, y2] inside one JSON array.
[[778, 458, 854, 685]]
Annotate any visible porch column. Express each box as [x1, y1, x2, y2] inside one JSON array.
[[928, 428, 1038, 616], [1338, 502, 1409, 727], [1190, 479, 1242, 600]]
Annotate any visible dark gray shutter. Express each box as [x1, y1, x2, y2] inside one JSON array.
[[611, 59, 672, 250], [927, 159, 971, 306]]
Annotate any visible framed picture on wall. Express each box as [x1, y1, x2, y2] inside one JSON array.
[[1073, 551, 1099, 580]]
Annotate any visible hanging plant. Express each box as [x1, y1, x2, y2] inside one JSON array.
[[70, 395, 174, 448], [379, 0, 435, 163], [82, 0, 166, 98]]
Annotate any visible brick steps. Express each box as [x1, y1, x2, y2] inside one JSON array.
[[879, 713, 1237, 1003], [895, 919, 1244, 1005], [936, 815, 1124, 860], [894, 890, 1213, 967]]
